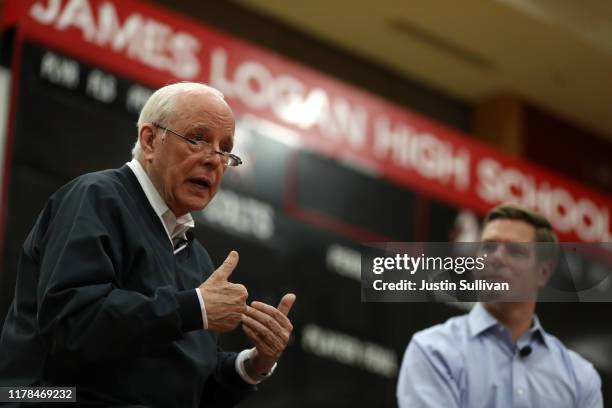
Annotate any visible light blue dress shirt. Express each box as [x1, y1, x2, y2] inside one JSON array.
[[397, 303, 603, 407]]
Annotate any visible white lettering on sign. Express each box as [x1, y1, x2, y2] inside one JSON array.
[[200, 189, 274, 241], [29, 0, 200, 78], [86, 70, 116, 103], [40, 51, 79, 89], [27, 2, 612, 243], [373, 116, 471, 191], [301, 324, 398, 378], [126, 85, 153, 114], [210, 48, 368, 150], [476, 158, 611, 241], [326, 244, 361, 281]]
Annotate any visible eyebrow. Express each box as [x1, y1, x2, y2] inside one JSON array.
[[185, 124, 234, 152], [185, 124, 212, 135]]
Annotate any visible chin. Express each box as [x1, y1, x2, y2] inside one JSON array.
[[181, 191, 213, 209], [171, 200, 206, 216], [194, 196, 213, 210], [197, 200, 212, 211]]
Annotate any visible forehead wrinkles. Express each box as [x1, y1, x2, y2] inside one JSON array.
[[170, 92, 234, 131], [183, 114, 234, 139]]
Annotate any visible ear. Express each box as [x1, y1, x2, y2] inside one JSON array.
[[139, 124, 158, 162], [536, 259, 554, 288]]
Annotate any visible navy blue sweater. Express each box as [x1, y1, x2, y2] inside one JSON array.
[[0, 165, 253, 407]]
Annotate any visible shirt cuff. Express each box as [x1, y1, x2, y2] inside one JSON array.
[[195, 288, 208, 330], [235, 348, 277, 385]]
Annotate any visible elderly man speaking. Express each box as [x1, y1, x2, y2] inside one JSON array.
[[0, 82, 296, 407]]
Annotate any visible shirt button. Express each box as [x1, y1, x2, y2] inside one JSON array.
[[516, 388, 524, 396]]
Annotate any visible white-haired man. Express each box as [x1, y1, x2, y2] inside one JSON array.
[[0, 82, 295, 407]]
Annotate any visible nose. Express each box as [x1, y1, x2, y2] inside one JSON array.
[[201, 147, 224, 168]]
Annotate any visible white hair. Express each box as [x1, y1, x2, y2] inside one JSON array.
[[132, 82, 226, 158]]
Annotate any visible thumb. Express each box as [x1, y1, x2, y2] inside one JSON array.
[[211, 250, 239, 281], [277, 293, 296, 316]]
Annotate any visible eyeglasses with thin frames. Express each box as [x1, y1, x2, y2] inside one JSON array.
[[153, 123, 242, 167]]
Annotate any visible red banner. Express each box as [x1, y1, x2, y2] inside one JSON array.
[[4, 0, 612, 242], [1, 0, 19, 29]]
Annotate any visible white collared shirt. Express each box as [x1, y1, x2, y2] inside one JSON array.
[[126, 159, 270, 384], [127, 159, 207, 318], [127, 158, 194, 249]]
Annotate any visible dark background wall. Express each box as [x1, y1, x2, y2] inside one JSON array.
[[0, 1, 610, 407]]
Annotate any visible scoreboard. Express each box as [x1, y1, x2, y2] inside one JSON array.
[[0, 39, 452, 407], [1, 1, 611, 406]]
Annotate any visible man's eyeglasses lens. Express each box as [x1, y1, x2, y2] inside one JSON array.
[[154, 123, 242, 167]]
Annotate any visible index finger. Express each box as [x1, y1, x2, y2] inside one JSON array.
[[212, 250, 239, 281], [250, 300, 293, 331], [277, 293, 296, 316]]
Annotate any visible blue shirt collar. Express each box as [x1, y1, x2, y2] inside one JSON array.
[[468, 303, 499, 338], [468, 303, 549, 348], [530, 314, 549, 348]]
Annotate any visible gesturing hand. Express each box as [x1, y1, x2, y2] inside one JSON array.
[[199, 251, 248, 333], [241, 293, 296, 374]]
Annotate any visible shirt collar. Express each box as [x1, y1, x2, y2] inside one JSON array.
[[126, 159, 194, 242], [468, 302, 499, 338], [529, 314, 550, 348], [468, 303, 549, 348]]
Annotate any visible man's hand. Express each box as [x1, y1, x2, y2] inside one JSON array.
[[241, 293, 296, 374], [200, 251, 248, 333]]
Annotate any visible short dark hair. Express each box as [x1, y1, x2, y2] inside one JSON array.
[[482, 203, 558, 262]]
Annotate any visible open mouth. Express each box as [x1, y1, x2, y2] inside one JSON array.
[[188, 178, 210, 190]]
